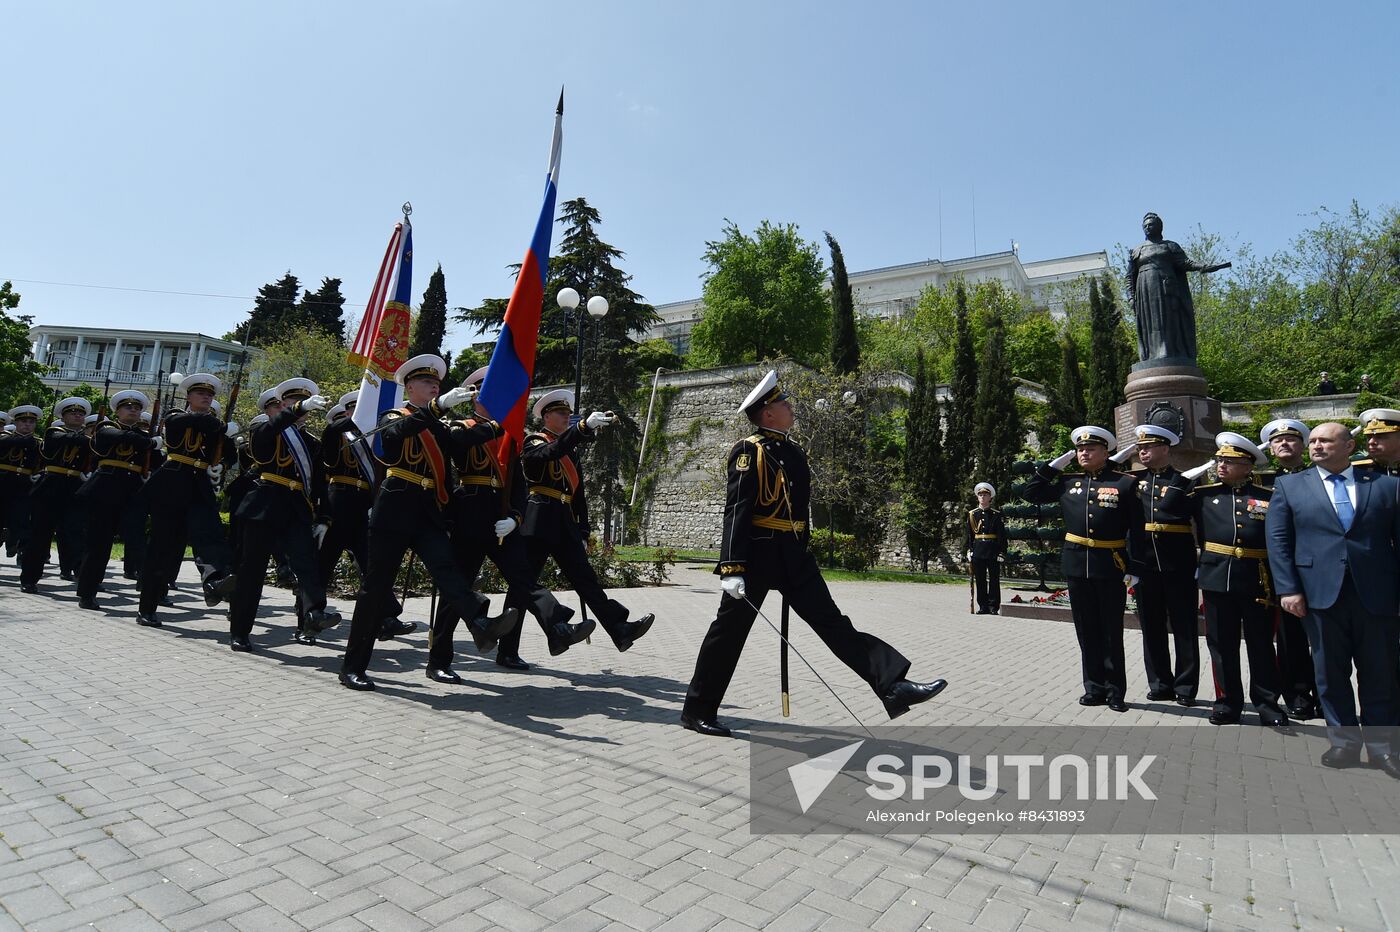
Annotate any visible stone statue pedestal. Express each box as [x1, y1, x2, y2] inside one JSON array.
[[1114, 363, 1221, 470]]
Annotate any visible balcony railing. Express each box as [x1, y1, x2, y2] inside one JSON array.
[[38, 367, 230, 386]]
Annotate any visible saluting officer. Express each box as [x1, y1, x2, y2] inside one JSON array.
[[1175, 433, 1290, 726], [1258, 419, 1319, 720], [963, 482, 1006, 615], [681, 371, 947, 737], [1354, 408, 1400, 476], [517, 389, 655, 655], [1024, 425, 1145, 712], [19, 397, 93, 592], [1122, 425, 1200, 706], [429, 368, 592, 680], [136, 373, 240, 627], [0, 405, 43, 563], [338, 354, 517, 691], [74, 391, 163, 609]]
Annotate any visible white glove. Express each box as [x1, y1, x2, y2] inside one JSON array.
[[301, 395, 328, 413], [312, 522, 329, 547], [439, 386, 476, 410], [585, 411, 615, 431], [1183, 462, 1212, 480], [81, 473, 91, 481], [31, 474, 40, 483], [225, 422, 240, 437], [207, 463, 224, 481], [1110, 448, 1135, 465], [966, 551, 974, 562], [150, 435, 165, 451], [1049, 449, 1076, 470], [721, 575, 746, 600], [1124, 575, 1140, 588], [494, 517, 518, 538]]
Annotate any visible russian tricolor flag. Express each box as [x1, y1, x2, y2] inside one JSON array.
[[478, 91, 564, 466]]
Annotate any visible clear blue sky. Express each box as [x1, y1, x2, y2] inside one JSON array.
[[5, 1, 1397, 354]]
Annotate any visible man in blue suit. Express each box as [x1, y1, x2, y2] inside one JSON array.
[[1266, 422, 1400, 777]]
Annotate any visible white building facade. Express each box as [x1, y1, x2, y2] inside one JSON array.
[[27, 325, 259, 393], [647, 248, 1110, 353]]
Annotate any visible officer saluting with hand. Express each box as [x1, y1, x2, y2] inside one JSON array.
[[964, 482, 1005, 615]]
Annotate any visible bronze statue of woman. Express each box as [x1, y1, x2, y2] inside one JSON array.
[[1127, 212, 1229, 366]]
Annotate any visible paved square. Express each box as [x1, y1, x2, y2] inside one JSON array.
[[1, 559, 1396, 930]]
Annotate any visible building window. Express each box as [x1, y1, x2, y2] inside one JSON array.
[[90, 342, 110, 370], [125, 346, 147, 372]]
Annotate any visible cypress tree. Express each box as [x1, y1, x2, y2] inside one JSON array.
[[1050, 333, 1087, 428], [1085, 277, 1126, 426], [300, 277, 347, 345], [903, 348, 946, 572], [972, 309, 1021, 492], [944, 281, 977, 492], [411, 264, 448, 357], [826, 232, 860, 374]]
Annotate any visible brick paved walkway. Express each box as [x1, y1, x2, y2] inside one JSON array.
[[1, 558, 1396, 930]]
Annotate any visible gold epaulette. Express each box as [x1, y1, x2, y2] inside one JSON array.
[[1193, 482, 1224, 490]]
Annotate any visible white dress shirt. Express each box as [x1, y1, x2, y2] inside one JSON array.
[[1315, 464, 1358, 516]]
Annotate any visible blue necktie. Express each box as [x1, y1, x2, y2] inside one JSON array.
[[1327, 474, 1354, 532]]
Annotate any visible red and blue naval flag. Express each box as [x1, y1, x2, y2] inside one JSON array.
[[477, 92, 564, 467], [347, 215, 414, 451]]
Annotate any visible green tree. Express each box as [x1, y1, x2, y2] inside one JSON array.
[[944, 281, 977, 492], [300, 277, 347, 345], [688, 220, 828, 366], [226, 272, 301, 345], [0, 283, 49, 409], [972, 309, 1022, 493], [410, 264, 448, 358], [234, 330, 361, 426], [1085, 277, 1129, 426], [902, 348, 948, 572], [1047, 334, 1087, 430], [827, 232, 860, 374]]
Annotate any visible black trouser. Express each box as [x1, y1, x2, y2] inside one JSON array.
[[1301, 572, 1400, 755], [1135, 567, 1200, 699], [972, 558, 1000, 613], [1203, 591, 1283, 716], [230, 512, 325, 639], [120, 496, 149, 578], [0, 475, 32, 557], [20, 478, 83, 586], [683, 539, 911, 721], [1066, 575, 1128, 702], [341, 522, 488, 677], [296, 489, 370, 627], [522, 531, 631, 639], [434, 525, 569, 667], [1274, 609, 1318, 709], [138, 489, 232, 615]]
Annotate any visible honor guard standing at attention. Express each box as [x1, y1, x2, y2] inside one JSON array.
[[19, 397, 92, 592], [1173, 433, 1289, 726], [1354, 408, 1400, 476], [1258, 419, 1319, 720], [681, 371, 948, 737], [1024, 426, 1145, 712], [517, 389, 655, 656], [227, 378, 342, 651], [0, 405, 43, 563], [964, 482, 1006, 615], [338, 354, 518, 691], [1122, 425, 1200, 706], [136, 373, 240, 627], [429, 369, 592, 680], [74, 391, 163, 610]]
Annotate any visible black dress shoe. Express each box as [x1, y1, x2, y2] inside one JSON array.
[[467, 607, 519, 654], [308, 608, 342, 633], [548, 619, 596, 656], [136, 613, 162, 628], [78, 597, 100, 611], [975, 609, 990, 615], [1287, 702, 1319, 721], [1370, 754, 1400, 780], [426, 667, 463, 685], [377, 618, 415, 641], [339, 671, 375, 691], [1209, 709, 1241, 725], [1175, 696, 1197, 708], [989, 609, 1000, 615], [495, 654, 531, 671], [1078, 694, 1107, 707], [292, 629, 317, 645], [1108, 698, 1129, 713], [610, 613, 655, 653], [203, 573, 237, 607], [60, 569, 75, 581], [1320, 747, 1362, 769], [1257, 708, 1291, 728], [229, 635, 253, 652], [19, 583, 38, 594], [1146, 689, 1175, 701], [882, 678, 949, 719], [680, 713, 732, 738]]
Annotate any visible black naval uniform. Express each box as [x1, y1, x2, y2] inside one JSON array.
[[964, 506, 1006, 614], [1353, 457, 1400, 477], [1180, 479, 1287, 723], [20, 425, 91, 588], [1128, 464, 1201, 702], [519, 423, 651, 651], [300, 415, 376, 630], [75, 419, 158, 603], [228, 401, 330, 642], [0, 428, 41, 560], [1024, 461, 1144, 705], [136, 408, 235, 618], [1258, 463, 1319, 717], [118, 432, 159, 580], [683, 428, 913, 721], [341, 402, 504, 681], [430, 417, 580, 671]]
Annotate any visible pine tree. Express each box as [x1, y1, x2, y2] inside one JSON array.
[[903, 348, 947, 572], [300, 277, 347, 345], [944, 281, 977, 494], [1086, 277, 1128, 426], [234, 272, 301, 345], [411, 264, 448, 358], [972, 309, 1022, 492], [827, 232, 860, 374]]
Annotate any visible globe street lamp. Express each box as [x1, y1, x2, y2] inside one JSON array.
[[557, 288, 610, 421]]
